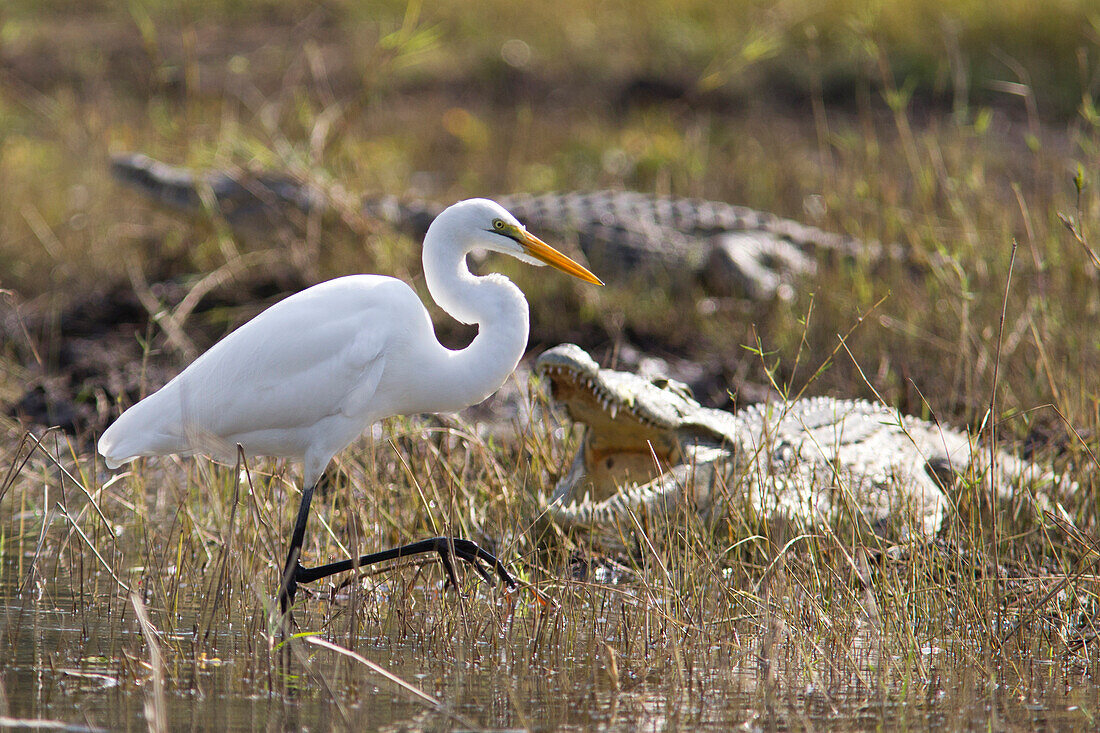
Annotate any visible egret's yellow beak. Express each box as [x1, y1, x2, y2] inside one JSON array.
[[518, 229, 604, 285]]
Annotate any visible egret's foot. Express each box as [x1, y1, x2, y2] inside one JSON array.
[[294, 536, 519, 593], [275, 536, 519, 623], [427, 537, 515, 590]]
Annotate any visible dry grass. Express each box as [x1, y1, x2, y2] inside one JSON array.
[[2, 0, 1099, 729], [2, 402, 1097, 728]]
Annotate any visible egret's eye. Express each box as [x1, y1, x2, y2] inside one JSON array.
[[492, 219, 507, 231]]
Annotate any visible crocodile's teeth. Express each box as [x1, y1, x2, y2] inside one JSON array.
[[610, 403, 618, 419]]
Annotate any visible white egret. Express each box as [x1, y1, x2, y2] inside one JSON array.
[[98, 198, 602, 614]]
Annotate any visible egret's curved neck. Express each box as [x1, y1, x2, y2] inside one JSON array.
[[420, 231, 529, 411]]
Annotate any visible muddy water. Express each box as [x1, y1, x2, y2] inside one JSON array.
[[2, 551, 1098, 731]]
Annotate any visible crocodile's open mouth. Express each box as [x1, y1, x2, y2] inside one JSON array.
[[537, 344, 685, 500]]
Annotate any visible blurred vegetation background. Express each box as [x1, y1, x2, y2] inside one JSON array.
[[1, 0, 1098, 445]]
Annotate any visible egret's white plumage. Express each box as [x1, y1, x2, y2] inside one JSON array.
[[98, 198, 600, 611]]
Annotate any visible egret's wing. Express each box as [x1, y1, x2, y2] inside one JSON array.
[[99, 275, 421, 465], [179, 277, 410, 440]]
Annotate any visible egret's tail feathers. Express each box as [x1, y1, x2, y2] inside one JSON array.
[[98, 445, 132, 471], [98, 389, 186, 469], [98, 416, 180, 469]]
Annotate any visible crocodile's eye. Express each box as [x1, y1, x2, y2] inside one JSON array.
[[492, 218, 507, 231], [652, 377, 694, 401]]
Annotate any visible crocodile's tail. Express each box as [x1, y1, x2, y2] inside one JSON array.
[[110, 152, 327, 227]]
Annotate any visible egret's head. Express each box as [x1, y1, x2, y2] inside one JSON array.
[[436, 198, 603, 285]]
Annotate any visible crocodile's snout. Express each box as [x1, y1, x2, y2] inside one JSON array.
[[536, 343, 697, 430]]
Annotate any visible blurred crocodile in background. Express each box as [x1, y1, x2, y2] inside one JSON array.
[[109, 152, 910, 300], [535, 344, 1073, 548]]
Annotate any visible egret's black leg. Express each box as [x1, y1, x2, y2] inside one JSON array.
[[276, 480, 517, 614], [294, 536, 518, 591], [278, 480, 318, 616]]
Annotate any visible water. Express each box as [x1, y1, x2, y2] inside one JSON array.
[[3, 558, 1097, 731], [2, 489, 1098, 731]]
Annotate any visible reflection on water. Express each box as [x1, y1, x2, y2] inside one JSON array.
[[2, 542, 1098, 732]]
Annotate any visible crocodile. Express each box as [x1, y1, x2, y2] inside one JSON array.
[[535, 344, 1071, 546], [109, 152, 906, 300]]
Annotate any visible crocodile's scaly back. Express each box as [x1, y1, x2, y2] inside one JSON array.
[[499, 189, 873, 258], [110, 153, 888, 299], [536, 344, 1073, 547]]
